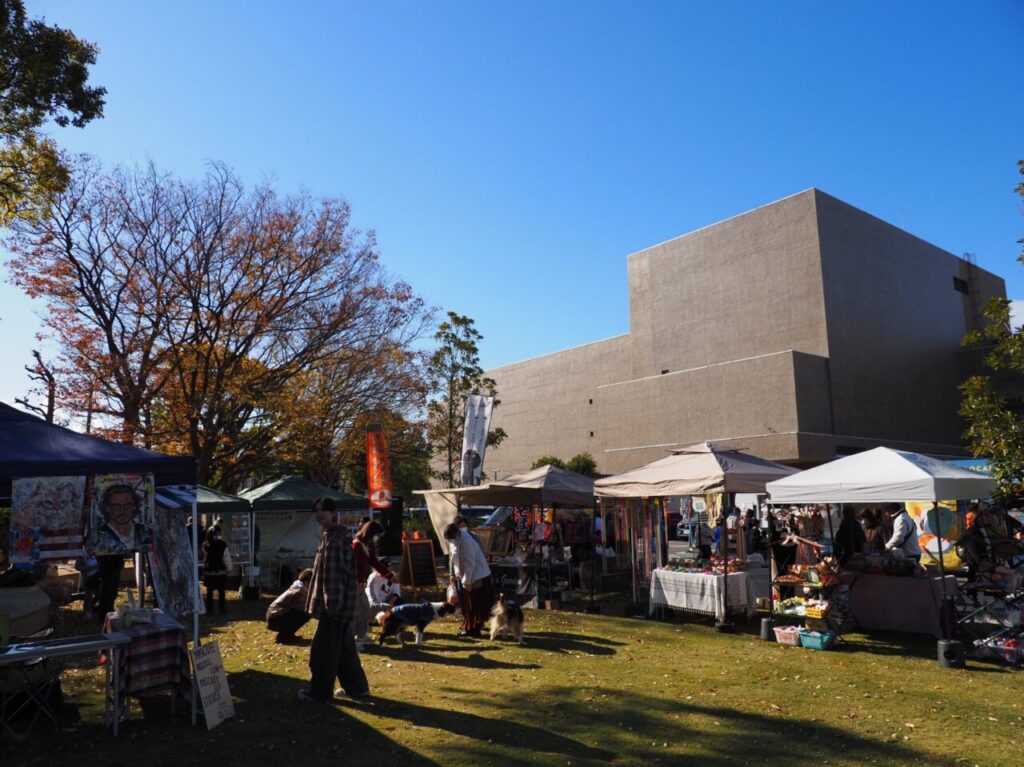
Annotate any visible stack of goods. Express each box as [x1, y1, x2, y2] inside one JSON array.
[[663, 554, 710, 574], [709, 555, 746, 575], [973, 637, 1022, 665], [776, 596, 830, 618]]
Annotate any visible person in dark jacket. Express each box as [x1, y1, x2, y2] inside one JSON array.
[[202, 525, 232, 614], [833, 506, 866, 566], [299, 497, 369, 703]]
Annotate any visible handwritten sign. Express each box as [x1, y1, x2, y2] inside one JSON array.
[[190, 641, 234, 730]]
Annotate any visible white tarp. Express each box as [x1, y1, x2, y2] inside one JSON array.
[[594, 441, 797, 498], [765, 447, 996, 503]]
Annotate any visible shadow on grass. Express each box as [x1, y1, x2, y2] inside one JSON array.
[[452, 685, 930, 767], [371, 644, 541, 670], [515, 630, 625, 656]]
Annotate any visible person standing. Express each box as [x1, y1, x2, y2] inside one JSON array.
[[833, 506, 866, 566], [299, 497, 369, 703], [883, 503, 922, 562], [202, 525, 232, 614], [444, 522, 493, 637], [352, 520, 394, 646]]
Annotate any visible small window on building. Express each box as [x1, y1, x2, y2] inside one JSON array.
[[588, 399, 593, 405], [661, 369, 669, 375], [590, 431, 594, 437], [953, 276, 969, 295]]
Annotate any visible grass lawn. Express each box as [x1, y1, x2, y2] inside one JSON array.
[[5, 590, 1024, 767]]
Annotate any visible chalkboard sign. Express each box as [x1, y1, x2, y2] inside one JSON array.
[[399, 539, 437, 588]]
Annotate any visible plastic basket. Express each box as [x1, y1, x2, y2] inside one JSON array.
[[991, 642, 1022, 665], [805, 605, 831, 620], [773, 626, 803, 646], [798, 629, 836, 651]]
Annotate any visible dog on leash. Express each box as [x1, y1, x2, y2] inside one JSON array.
[[376, 601, 456, 646], [489, 594, 525, 645]]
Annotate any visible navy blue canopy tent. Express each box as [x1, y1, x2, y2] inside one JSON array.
[[0, 402, 195, 498]]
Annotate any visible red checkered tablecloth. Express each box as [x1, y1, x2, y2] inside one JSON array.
[[101, 610, 191, 700]]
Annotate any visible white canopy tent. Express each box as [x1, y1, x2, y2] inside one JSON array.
[[765, 447, 996, 504], [594, 441, 798, 498]]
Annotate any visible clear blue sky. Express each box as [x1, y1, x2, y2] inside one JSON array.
[[2, 1, 1022, 407]]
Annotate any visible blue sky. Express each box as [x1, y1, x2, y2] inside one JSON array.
[[2, 1, 1022, 407]]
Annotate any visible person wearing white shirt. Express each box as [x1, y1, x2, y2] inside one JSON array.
[[884, 503, 922, 562], [444, 524, 493, 638], [365, 560, 402, 612]]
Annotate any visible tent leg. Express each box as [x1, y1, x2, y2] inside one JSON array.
[[192, 498, 200, 727]]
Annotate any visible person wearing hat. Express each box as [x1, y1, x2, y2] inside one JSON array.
[[883, 503, 922, 562], [365, 556, 402, 614]]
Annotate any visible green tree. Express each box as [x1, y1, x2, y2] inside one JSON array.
[[960, 160, 1024, 500], [0, 1, 105, 224], [531, 455, 567, 471], [566, 452, 598, 476], [426, 312, 506, 487]]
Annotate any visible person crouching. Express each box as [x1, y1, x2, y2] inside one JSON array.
[[266, 568, 313, 643]]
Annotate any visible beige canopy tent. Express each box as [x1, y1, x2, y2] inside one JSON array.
[[416, 465, 595, 554], [594, 442, 798, 613], [593, 441, 798, 498]]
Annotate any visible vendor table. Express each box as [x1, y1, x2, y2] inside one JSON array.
[[101, 610, 191, 716], [0, 632, 131, 736], [649, 569, 762, 622], [844, 573, 959, 638]]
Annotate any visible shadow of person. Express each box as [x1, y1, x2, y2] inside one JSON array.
[[351, 695, 616, 762], [377, 645, 541, 671]]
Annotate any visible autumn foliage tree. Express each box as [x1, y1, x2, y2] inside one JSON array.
[[8, 159, 431, 490]]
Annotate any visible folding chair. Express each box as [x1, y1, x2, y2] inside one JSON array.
[[0, 656, 65, 739]]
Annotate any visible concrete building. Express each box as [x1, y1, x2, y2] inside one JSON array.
[[485, 189, 1005, 476]]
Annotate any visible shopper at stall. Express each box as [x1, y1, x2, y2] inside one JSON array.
[[352, 520, 393, 647], [959, 512, 1020, 591], [366, 557, 402, 613], [741, 509, 763, 558], [445, 522, 493, 637], [299, 496, 369, 703], [266, 568, 313, 643], [859, 509, 885, 554], [833, 506, 867, 566], [883, 503, 922, 562], [202, 525, 233, 614]]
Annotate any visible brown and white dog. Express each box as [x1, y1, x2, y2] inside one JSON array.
[[489, 594, 525, 645], [376, 601, 456, 646]]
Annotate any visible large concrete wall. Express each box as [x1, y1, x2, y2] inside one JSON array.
[[814, 191, 1005, 455], [479, 190, 1006, 483]]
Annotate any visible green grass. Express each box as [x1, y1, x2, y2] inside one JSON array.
[[5, 591, 1024, 766]]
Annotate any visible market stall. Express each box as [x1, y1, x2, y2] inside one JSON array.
[[765, 447, 997, 653], [595, 442, 797, 624], [416, 465, 596, 607], [0, 402, 199, 726], [239, 476, 366, 590]]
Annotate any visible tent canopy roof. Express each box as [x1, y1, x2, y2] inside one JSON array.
[[594, 441, 797, 498], [765, 447, 997, 504], [239, 475, 366, 511], [417, 464, 595, 508], [0, 402, 194, 486], [156, 484, 251, 514]]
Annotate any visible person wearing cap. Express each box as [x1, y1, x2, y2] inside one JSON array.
[[883, 503, 922, 562], [365, 557, 402, 614]]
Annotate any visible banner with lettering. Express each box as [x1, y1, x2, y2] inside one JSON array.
[[366, 424, 393, 509], [460, 394, 494, 486]]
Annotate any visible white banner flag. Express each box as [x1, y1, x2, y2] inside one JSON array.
[[460, 394, 495, 486]]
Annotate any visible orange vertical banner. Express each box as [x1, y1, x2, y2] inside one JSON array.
[[366, 424, 393, 509]]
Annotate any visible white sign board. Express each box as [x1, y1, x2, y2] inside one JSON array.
[[190, 641, 234, 729]]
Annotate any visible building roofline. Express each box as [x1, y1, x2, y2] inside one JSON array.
[[486, 332, 631, 373]]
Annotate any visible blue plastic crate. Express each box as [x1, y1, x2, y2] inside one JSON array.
[[798, 629, 836, 650]]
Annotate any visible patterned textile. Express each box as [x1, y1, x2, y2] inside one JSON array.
[[306, 525, 357, 622], [648, 570, 757, 622], [101, 610, 190, 702]]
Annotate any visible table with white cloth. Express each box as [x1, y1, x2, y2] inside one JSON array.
[[649, 569, 767, 621]]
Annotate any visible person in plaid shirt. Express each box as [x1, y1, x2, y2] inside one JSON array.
[[298, 497, 370, 703]]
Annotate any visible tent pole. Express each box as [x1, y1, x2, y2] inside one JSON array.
[[932, 501, 952, 641], [716, 492, 734, 632], [191, 497, 199, 726]]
